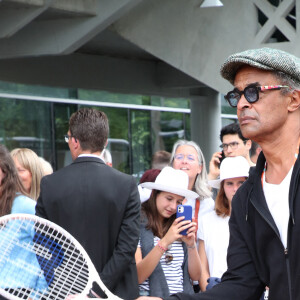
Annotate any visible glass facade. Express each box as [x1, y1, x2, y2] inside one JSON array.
[[0, 97, 54, 162], [220, 95, 238, 126], [0, 81, 234, 181], [0, 82, 191, 181]]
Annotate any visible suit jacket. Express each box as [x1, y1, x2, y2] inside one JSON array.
[[36, 156, 140, 299]]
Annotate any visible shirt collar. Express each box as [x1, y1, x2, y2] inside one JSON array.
[[78, 153, 103, 161]]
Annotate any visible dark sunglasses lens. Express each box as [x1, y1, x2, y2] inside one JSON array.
[[244, 86, 258, 103], [225, 91, 239, 107]]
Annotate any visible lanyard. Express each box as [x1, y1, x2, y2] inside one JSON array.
[[261, 139, 300, 187], [194, 198, 200, 232]]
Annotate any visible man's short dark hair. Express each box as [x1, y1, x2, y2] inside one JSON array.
[[151, 150, 171, 170], [220, 123, 248, 142], [69, 108, 109, 152]]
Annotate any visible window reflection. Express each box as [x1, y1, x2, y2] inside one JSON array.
[[0, 98, 53, 164], [0, 95, 191, 178]]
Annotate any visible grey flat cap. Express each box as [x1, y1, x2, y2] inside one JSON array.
[[220, 47, 300, 85]]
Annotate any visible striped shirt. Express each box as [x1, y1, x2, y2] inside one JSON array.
[[138, 237, 184, 295]]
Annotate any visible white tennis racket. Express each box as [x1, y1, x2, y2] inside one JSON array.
[[0, 214, 122, 300]]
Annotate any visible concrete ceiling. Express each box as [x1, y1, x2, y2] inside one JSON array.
[[0, 0, 207, 97], [77, 28, 157, 61], [0, 0, 297, 96]]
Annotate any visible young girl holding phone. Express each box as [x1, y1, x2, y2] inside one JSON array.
[[135, 167, 202, 297]]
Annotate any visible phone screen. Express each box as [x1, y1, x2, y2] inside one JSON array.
[[176, 205, 192, 235]]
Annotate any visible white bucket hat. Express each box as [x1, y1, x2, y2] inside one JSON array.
[[138, 185, 152, 203], [208, 156, 250, 189], [140, 166, 199, 200]]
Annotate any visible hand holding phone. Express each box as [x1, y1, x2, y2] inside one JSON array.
[[176, 205, 192, 235], [217, 150, 226, 169]]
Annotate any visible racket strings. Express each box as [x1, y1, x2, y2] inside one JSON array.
[[50, 242, 89, 295], [0, 221, 46, 289], [33, 221, 90, 299], [39, 237, 90, 298], [0, 219, 48, 299], [0, 218, 91, 299]]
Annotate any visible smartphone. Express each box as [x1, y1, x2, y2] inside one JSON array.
[[176, 205, 192, 235], [217, 150, 226, 169]]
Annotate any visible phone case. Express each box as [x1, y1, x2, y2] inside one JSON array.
[[218, 151, 226, 169], [176, 205, 192, 235]]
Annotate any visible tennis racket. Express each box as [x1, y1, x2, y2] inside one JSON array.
[[0, 213, 122, 300]]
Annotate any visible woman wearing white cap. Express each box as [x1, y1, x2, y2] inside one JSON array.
[[198, 156, 250, 291], [135, 167, 202, 298]]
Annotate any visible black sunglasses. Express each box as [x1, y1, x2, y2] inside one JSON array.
[[225, 84, 290, 107]]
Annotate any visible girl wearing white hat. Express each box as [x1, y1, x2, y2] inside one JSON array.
[[135, 167, 201, 297], [198, 156, 250, 291]]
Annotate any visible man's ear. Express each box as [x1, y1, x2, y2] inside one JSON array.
[[72, 136, 80, 150], [288, 90, 300, 112], [245, 139, 252, 150]]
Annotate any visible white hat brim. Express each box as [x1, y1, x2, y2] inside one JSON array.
[[208, 179, 221, 189], [209, 174, 249, 190], [140, 182, 199, 200], [138, 185, 152, 203]]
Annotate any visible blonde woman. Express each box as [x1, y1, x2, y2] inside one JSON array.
[[170, 140, 214, 233], [11, 148, 44, 201], [39, 157, 53, 176], [0, 145, 35, 216]]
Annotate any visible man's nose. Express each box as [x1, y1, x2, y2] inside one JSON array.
[[225, 147, 232, 155], [237, 94, 251, 110]]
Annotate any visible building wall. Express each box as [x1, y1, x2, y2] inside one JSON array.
[[0, 0, 296, 173]]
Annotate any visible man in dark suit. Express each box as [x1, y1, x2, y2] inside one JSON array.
[[36, 108, 140, 299]]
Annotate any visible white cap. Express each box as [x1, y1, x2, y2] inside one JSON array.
[[208, 156, 250, 189], [141, 166, 199, 200]]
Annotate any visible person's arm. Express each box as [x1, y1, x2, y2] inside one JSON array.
[[135, 244, 165, 284], [207, 151, 222, 181], [181, 221, 201, 281], [198, 240, 210, 291], [98, 177, 141, 291], [186, 244, 201, 281], [136, 217, 195, 284]]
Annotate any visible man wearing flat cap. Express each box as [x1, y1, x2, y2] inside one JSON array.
[[137, 48, 300, 300]]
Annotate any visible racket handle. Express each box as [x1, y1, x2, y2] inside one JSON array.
[[92, 283, 123, 300]]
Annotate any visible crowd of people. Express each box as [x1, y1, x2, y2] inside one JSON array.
[[0, 46, 299, 300]]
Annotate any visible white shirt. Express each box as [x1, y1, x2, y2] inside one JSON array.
[[185, 197, 215, 239], [78, 153, 103, 160], [263, 166, 293, 248], [198, 210, 230, 278]]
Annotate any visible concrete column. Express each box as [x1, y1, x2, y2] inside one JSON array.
[[190, 92, 221, 171]]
